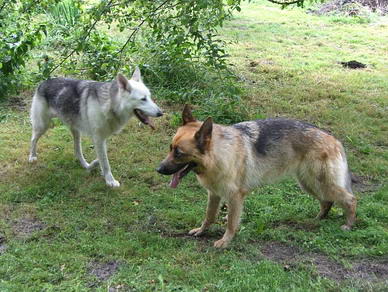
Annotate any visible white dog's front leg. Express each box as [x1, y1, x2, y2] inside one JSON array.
[[93, 137, 120, 187]]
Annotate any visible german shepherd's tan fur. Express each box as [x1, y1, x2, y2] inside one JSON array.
[[157, 105, 356, 248]]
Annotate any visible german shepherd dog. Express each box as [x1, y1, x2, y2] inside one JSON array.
[[29, 67, 163, 187], [157, 105, 356, 248]]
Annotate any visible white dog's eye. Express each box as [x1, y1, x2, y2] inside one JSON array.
[[141, 97, 147, 101]]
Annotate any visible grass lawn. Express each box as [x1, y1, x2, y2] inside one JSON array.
[[0, 1, 387, 291]]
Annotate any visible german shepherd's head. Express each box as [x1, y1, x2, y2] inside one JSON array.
[[157, 105, 213, 188]]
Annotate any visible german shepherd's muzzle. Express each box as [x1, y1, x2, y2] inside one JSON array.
[[157, 153, 198, 188]]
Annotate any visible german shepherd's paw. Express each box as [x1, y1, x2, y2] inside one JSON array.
[[213, 238, 230, 248], [188, 227, 205, 236], [341, 224, 352, 231]]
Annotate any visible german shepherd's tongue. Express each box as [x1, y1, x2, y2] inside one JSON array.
[[169, 163, 196, 188], [134, 109, 155, 130], [170, 172, 181, 188]]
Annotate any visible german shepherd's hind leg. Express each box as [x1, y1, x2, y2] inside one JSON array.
[[29, 93, 50, 163], [316, 201, 334, 220], [298, 152, 356, 230], [214, 192, 246, 248], [319, 157, 356, 230], [71, 128, 99, 170], [92, 136, 120, 187], [330, 186, 356, 230], [189, 192, 221, 236], [297, 177, 333, 220]]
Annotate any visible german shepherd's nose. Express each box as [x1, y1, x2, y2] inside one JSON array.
[[156, 164, 167, 174], [157, 161, 185, 175], [156, 163, 175, 175]]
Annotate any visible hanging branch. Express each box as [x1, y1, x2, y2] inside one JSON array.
[[116, 0, 170, 57], [266, 0, 303, 5], [49, 0, 115, 74], [116, 19, 146, 57]]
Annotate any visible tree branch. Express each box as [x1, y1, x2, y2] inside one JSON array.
[[116, 0, 170, 57], [49, 0, 115, 74], [266, 0, 303, 5]]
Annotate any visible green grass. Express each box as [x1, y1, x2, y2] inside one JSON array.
[[0, 1, 387, 291]]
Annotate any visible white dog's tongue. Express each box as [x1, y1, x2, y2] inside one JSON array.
[[134, 109, 155, 130], [169, 172, 180, 188]]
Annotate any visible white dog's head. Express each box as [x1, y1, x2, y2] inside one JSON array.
[[116, 67, 163, 129]]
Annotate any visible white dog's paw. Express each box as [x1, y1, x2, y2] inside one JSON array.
[[341, 224, 351, 231], [106, 179, 120, 188], [213, 238, 230, 248], [188, 227, 205, 237], [105, 174, 120, 187], [28, 156, 37, 163]]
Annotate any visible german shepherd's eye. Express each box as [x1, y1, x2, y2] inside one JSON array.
[[141, 97, 147, 102], [174, 147, 184, 158]]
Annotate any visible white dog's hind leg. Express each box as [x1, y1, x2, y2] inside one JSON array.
[[70, 128, 99, 170], [88, 159, 100, 171], [93, 137, 120, 187], [29, 94, 50, 163]]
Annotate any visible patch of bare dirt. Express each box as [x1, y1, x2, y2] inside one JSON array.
[[248, 59, 275, 68], [12, 217, 45, 237], [5, 91, 32, 111], [340, 60, 367, 69], [311, 0, 388, 16], [261, 241, 302, 263], [89, 260, 120, 282], [351, 259, 388, 280], [261, 241, 388, 282], [351, 174, 381, 194], [305, 254, 350, 281], [108, 284, 131, 292], [0, 234, 7, 254]]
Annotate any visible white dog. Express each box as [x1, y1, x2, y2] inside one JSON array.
[[29, 67, 163, 187]]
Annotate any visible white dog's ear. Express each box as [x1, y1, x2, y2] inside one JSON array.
[[117, 73, 130, 91], [131, 66, 142, 82]]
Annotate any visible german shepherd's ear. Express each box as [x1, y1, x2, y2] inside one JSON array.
[[182, 104, 196, 125], [131, 66, 142, 82], [117, 73, 130, 91], [194, 117, 213, 154]]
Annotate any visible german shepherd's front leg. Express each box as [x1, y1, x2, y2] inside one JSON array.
[[189, 191, 221, 236], [214, 192, 245, 248]]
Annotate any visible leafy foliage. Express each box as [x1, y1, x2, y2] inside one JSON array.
[[79, 31, 121, 80], [0, 0, 246, 101], [47, 0, 81, 28], [0, 0, 329, 100], [0, 1, 46, 98]]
